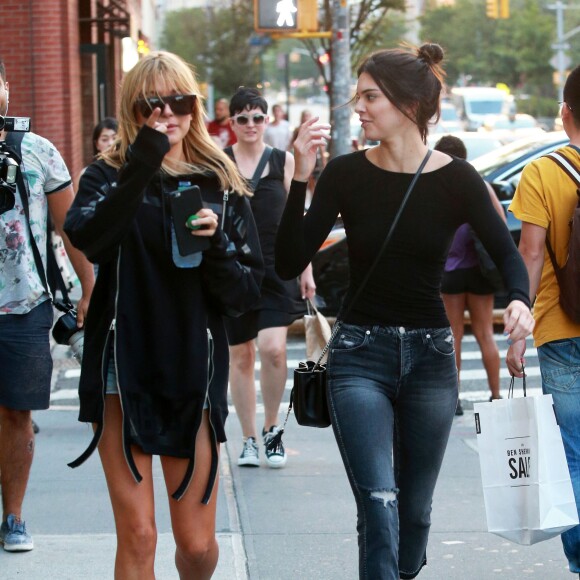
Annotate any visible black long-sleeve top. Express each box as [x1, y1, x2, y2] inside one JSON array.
[[275, 150, 529, 328]]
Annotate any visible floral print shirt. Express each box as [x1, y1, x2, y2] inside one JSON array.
[[0, 132, 71, 314]]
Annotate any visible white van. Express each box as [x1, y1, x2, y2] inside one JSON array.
[[451, 87, 514, 131]]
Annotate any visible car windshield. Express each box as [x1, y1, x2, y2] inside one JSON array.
[[440, 107, 459, 121], [492, 116, 536, 129], [472, 134, 569, 178], [469, 100, 504, 115]]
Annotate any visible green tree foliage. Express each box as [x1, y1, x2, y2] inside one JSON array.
[[160, 2, 260, 101], [420, 0, 555, 103]]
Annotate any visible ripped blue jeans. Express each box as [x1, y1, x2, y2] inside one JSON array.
[[327, 324, 458, 580]]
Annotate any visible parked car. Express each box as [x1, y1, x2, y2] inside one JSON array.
[[478, 113, 545, 143], [427, 130, 506, 161], [312, 131, 570, 315], [451, 86, 515, 131], [430, 101, 463, 134], [472, 130, 569, 246]]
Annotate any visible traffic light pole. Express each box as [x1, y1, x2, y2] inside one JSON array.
[[330, 0, 351, 158]]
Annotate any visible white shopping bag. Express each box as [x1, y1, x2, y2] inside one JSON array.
[[474, 379, 578, 545]]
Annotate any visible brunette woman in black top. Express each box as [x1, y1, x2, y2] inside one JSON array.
[[275, 44, 534, 580]]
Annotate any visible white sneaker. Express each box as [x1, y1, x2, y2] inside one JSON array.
[[263, 425, 287, 469], [238, 437, 260, 467]]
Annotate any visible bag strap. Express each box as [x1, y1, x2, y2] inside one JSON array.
[[2, 134, 72, 309], [224, 145, 273, 192], [508, 365, 527, 398], [314, 149, 432, 367], [545, 150, 580, 187], [3, 134, 51, 296], [543, 151, 580, 278], [250, 146, 273, 192]]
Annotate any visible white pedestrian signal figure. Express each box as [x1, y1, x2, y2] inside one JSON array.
[[276, 0, 297, 27]]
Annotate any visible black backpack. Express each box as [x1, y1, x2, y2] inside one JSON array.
[[543, 150, 580, 323]]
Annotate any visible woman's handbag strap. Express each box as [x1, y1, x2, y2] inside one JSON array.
[[314, 150, 432, 366], [339, 149, 432, 322]]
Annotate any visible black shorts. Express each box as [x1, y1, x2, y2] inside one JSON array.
[[224, 308, 298, 346], [0, 300, 53, 410], [440, 266, 496, 296]]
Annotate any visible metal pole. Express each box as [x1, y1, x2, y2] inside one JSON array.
[[330, 0, 351, 158], [557, 1, 565, 102], [286, 54, 291, 120]]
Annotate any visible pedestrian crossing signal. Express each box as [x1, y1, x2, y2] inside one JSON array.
[[254, 0, 319, 34], [254, 0, 298, 32]]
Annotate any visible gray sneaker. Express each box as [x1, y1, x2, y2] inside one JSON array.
[[238, 436, 260, 467], [0, 514, 34, 552]]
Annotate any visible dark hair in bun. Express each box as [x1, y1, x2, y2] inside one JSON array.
[[356, 43, 446, 143], [417, 43, 444, 66]]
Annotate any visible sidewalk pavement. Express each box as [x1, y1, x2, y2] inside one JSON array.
[[1, 342, 574, 579], [225, 411, 572, 580]]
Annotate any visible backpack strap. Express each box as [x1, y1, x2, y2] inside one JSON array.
[[545, 150, 580, 188], [543, 150, 580, 275], [223, 145, 273, 192], [3, 132, 71, 306], [250, 146, 272, 192]]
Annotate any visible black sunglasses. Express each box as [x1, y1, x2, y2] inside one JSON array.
[[135, 94, 197, 118], [233, 114, 266, 126]]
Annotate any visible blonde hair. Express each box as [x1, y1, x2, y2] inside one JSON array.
[[101, 51, 251, 196]]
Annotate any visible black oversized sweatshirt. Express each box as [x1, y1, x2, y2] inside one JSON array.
[[64, 126, 264, 501], [276, 150, 529, 327]]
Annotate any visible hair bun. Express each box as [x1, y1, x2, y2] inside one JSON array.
[[418, 43, 444, 65]]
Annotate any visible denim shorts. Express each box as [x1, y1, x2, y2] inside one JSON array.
[[0, 300, 53, 410]]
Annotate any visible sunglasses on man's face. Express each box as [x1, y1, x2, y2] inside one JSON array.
[[135, 94, 197, 118], [233, 114, 266, 126]]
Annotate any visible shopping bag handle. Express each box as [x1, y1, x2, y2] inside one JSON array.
[[508, 365, 527, 398]]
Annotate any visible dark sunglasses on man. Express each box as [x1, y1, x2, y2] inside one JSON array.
[[233, 114, 267, 126], [135, 94, 197, 118]]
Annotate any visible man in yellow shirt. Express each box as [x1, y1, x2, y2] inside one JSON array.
[[507, 65, 580, 575]]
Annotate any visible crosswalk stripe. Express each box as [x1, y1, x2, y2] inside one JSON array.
[[52, 368, 542, 403], [61, 348, 538, 380]]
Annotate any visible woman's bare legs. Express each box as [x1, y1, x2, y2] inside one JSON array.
[[256, 326, 288, 431], [97, 395, 157, 580], [466, 293, 501, 399], [161, 411, 219, 580], [229, 341, 257, 439]]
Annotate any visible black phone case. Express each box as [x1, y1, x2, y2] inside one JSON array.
[[168, 185, 211, 256]]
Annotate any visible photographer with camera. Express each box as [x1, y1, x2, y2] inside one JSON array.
[[0, 58, 94, 552]]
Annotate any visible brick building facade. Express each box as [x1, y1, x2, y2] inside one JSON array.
[[0, 0, 142, 179]]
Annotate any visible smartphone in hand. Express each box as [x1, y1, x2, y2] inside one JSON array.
[[168, 185, 211, 256]]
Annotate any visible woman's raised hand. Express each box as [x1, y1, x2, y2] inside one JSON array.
[[145, 108, 168, 135], [292, 116, 330, 182]]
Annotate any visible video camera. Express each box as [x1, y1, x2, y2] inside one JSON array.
[[0, 114, 31, 215]]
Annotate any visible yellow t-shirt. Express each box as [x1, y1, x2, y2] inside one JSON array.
[[510, 145, 580, 347]]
